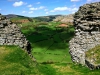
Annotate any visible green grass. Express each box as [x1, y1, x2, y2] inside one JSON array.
[[51, 63, 100, 75], [24, 25, 74, 64], [20, 22, 77, 64], [38, 64, 58, 75], [0, 45, 40, 75], [86, 45, 100, 65], [10, 16, 29, 21]]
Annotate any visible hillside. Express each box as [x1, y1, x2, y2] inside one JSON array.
[[4, 14, 33, 24], [53, 14, 74, 24], [5, 14, 62, 22], [4, 14, 29, 19], [0, 46, 38, 75], [6, 14, 74, 24], [33, 15, 62, 22], [0, 46, 100, 75]]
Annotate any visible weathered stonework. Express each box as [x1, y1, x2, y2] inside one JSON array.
[[69, 2, 100, 69], [0, 13, 31, 54]]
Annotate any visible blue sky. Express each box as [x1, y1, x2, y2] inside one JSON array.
[[0, 0, 100, 17]]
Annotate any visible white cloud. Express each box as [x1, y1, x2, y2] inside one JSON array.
[[71, 0, 80, 2], [71, 7, 78, 11], [36, 2, 41, 4], [72, 11, 75, 14], [13, 1, 24, 7], [29, 11, 33, 14], [27, 4, 32, 8], [44, 9, 48, 11], [22, 11, 27, 13], [87, 0, 100, 3], [30, 7, 38, 10], [38, 6, 45, 9], [69, 7, 78, 13], [54, 7, 69, 11], [71, 8, 78, 13], [50, 7, 70, 12], [46, 12, 49, 14], [29, 6, 45, 10], [49, 6, 78, 14], [50, 10, 55, 12]]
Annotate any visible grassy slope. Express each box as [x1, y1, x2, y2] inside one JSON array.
[[10, 16, 29, 21], [0, 46, 41, 75], [86, 45, 100, 65], [0, 45, 99, 75]]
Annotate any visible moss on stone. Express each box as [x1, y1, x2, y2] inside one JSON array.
[[86, 45, 100, 65]]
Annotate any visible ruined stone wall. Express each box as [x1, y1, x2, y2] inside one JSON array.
[[70, 32, 100, 64], [0, 14, 31, 54], [69, 2, 100, 69]]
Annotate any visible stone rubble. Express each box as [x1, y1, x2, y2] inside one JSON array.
[[0, 13, 31, 54], [69, 2, 100, 69]]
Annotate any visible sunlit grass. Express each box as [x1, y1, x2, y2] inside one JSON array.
[[51, 63, 100, 75], [86, 45, 100, 65], [0, 46, 40, 75]]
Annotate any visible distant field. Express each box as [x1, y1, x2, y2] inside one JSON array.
[[20, 21, 74, 63]]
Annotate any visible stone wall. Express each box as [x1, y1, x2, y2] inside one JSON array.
[[70, 32, 100, 64], [69, 2, 100, 69], [0, 13, 31, 54]]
